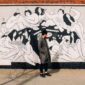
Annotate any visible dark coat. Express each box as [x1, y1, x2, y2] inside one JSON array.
[[38, 36, 51, 64]]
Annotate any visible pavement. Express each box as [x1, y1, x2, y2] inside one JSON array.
[[0, 69, 85, 85]]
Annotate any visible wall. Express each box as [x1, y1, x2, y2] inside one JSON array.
[[0, 5, 85, 68]]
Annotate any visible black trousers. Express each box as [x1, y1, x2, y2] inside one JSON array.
[[40, 63, 48, 73]]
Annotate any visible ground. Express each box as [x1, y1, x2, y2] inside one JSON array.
[[0, 69, 85, 85]]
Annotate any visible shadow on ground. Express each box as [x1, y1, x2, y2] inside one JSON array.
[[0, 69, 38, 85], [0, 63, 61, 85]]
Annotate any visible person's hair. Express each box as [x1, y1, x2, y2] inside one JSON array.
[[8, 29, 17, 41], [35, 7, 45, 15], [63, 14, 75, 26], [58, 9, 64, 14], [1, 22, 6, 24], [13, 12, 20, 16], [24, 9, 32, 16], [41, 29, 47, 35]]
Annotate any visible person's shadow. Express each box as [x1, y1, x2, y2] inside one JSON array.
[[18, 70, 39, 85]]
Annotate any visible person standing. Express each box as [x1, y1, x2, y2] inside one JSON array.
[[38, 29, 51, 78]]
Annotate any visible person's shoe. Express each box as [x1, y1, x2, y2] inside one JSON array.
[[40, 73, 46, 78], [45, 72, 51, 76]]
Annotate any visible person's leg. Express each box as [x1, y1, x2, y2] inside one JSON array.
[[44, 63, 48, 72], [40, 64, 45, 77], [40, 64, 44, 74], [44, 63, 51, 76]]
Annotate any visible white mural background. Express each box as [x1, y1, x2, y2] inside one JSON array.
[[0, 5, 85, 65]]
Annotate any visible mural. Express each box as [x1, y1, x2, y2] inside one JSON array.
[[0, 5, 85, 66]]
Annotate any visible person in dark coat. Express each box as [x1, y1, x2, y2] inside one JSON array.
[[38, 29, 51, 77]]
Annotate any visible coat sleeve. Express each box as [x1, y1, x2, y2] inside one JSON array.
[[38, 38, 42, 51]]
